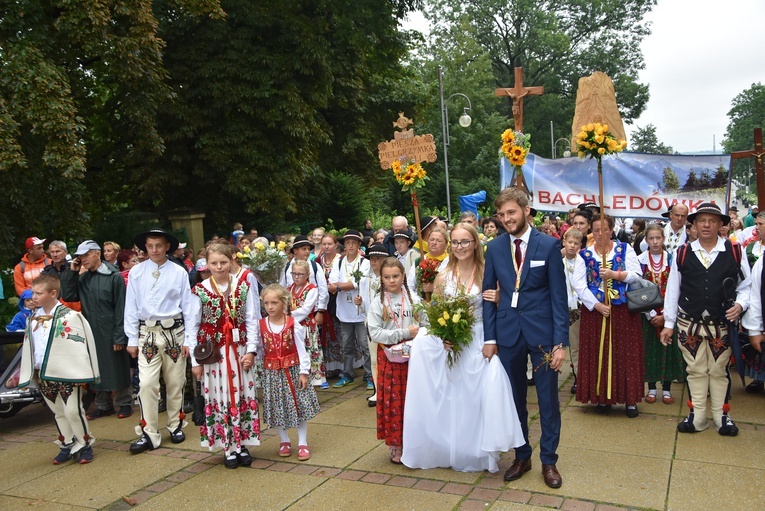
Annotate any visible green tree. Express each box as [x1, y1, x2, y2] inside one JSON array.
[[711, 165, 728, 189], [659, 167, 679, 193], [722, 82, 765, 187], [0, 0, 224, 264], [631, 124, 674, 154], [681, 169, 699, 192], [425, 0, 655, 158]]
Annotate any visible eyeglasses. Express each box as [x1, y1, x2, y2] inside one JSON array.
[[290, 272, 307, 278], [450, 240, 474, 248]]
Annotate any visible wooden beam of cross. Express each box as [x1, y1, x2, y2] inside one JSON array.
[[494, 67, 544, 132], [730, 127, 765, 207]]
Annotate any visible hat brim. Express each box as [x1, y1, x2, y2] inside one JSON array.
[[660, 212, 671, 218], [342, 234, 363, 243], [687, 210, 731, 225], [133, 230, 180, 254], [420, 217, 437, 232], [290, 240, 314, 253]]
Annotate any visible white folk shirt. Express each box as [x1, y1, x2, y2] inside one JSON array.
[[124, 259, 196, 347], [563, 255, 587, 310], [663, 237, 751, 330], [30, 302, 62, 369], [329, 254, 370, 323], [743, 255, 765, 335]]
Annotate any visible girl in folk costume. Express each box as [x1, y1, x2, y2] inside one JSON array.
[[574, 214, 645, 418], [288, 260, 326, 387], [357, 243, 390, 407], [188, 244, 260, 469], [252, 284, 320, 461], [231, 248, 264, 389], [367, 257, 421, 464], [637, 224, 684, 405], [741, 212, 765, 393], [318, 233, 343, 377]]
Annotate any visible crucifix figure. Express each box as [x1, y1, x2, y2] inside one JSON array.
[[731, 127, 765, 207], [494, 67, 544, 132]]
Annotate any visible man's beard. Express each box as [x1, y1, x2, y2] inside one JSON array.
[[506, 215, 528, 236]]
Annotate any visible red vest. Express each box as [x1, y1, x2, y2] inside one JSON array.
[[260, 316, 299, 370]]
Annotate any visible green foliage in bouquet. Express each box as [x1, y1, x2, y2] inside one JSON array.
[[418, 292, 475, 368]]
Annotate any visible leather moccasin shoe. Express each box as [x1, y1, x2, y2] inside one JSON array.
[[542, 463, 562, 488], [503, 459, 531, 482]]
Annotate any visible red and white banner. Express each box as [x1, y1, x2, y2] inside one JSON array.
[[500, 152, 731, 218]]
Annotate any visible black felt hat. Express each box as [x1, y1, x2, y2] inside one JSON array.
[[290, 235, 314, 253], [687, 203, 730, 225], [420, 216, 437, 232], [133, 228, 179, 254], [392, 231, 414, 247], [342, 229, 363, 243], [366, 243, 389, 258]]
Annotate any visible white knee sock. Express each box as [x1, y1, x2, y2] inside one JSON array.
[[297, 421, 308, 445], [277, 426, 290, 443]]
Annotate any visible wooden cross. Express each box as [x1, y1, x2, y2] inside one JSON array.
[[731, 127, 765, 207], [494, 67, 544, 132]]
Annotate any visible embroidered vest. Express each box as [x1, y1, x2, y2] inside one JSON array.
[[260, 316, 299, 370], [290, 283, 317, 328], [677, 246, 738, 320], [580, 243, 629, 305]]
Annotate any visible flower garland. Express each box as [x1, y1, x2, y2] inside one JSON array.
[[391, 158, 428, 191], [500, 129, 531, 167]]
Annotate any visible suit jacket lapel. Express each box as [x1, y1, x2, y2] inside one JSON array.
[[520, 229, 540, 290]]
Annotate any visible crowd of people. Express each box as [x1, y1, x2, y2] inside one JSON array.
[[7, 193, 763, 488]]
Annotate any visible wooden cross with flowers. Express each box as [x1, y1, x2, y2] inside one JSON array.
[[377, 112, 437, 256], [730, 127, 765, 207]]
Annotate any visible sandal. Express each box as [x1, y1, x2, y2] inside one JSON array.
[[278, 442, 291, 457], [662, 393, 675, 405], [645, 392, 657, 404], [297, 445, 311, 461]]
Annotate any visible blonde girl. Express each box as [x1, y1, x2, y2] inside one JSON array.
[[288, 260, 326, 387], [249, 284, 320, 461]]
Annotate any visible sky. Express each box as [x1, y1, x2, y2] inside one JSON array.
[[402, 0, 765, 154]]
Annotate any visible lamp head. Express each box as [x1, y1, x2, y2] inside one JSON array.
[[458, 108, 472, 128]]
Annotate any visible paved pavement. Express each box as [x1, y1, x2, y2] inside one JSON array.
[[0, 361, 763, 511]]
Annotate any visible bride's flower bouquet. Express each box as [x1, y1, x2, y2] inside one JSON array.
[[419, 292, 475, 368]]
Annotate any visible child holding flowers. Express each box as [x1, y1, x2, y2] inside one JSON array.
[[367, 257, 421, 464], [246, 284, 320, 462]]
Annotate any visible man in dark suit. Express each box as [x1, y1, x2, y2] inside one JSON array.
[[482, 187, 569, 488]]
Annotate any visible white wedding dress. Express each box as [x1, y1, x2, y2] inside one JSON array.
[[401, 274, 524, 473]]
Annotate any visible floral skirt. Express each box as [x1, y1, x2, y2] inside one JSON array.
[[576, 305, 644, 406], [200, 344, 260, 455], [303, 322, 327, 385], [642, 317, 685, 384], [376, 345, 408, 447], [262, 366, 320, 429]]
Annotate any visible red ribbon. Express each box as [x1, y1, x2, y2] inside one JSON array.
[[222, 317, 241, 409], [411, 192, 419, 207]]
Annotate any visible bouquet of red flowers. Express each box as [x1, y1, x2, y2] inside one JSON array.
[[416, 258, 440, 287]]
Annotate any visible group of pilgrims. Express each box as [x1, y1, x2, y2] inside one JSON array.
[[11, 188, 765, 483]]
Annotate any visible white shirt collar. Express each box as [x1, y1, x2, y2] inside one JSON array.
[[510, 224, 532, 245], [36, 302, 62, 317], [690, 237, 726, 254]]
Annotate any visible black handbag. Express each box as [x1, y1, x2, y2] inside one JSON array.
[[625, 279, 663, 313]]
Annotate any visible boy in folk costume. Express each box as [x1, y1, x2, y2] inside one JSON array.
[[392, 231, 418, 292], [125, 229, 196, 453], [661, 204, 750, 436], [19, 275, 100, 464], [329, 230, 372, 388]]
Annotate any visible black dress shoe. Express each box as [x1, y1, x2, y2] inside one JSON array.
[[746, 380, 764, 394], [170, 426, 185, 444], [129, 433, 156, 454], [224, 455, 239, 469], [527, 376, 535, 387], [570, 384, 577, 394], [542, 463, 563, 488], [238, 447, 253, 466], [503, 458, 532, 481], [718, 416, 739, 436], [368, 399, 376, 408], [625, 405, 639, 418]]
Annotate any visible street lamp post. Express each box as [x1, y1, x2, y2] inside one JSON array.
[[553, 138, 572, 159], [439, 66, 472, 223]]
